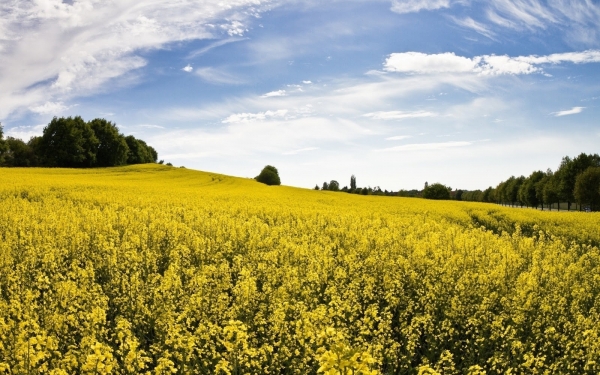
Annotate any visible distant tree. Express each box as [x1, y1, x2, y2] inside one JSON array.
[[322, 181, 329, 191], [574, 167, 600, 211], [422, 183, 451, 200], [328, 180, 340, 191], [424, 181, 428, 189], [455, 189, 464, 201], [158, 159, 164, 165], [360, 187, 369, 195], [556, 153, 600, 210], [543, 170, 560, 210], [482, 187, 494, 203], [314, 184, 320, 190], [255, 165, 281, 186], [521, 171, 545, 208], [88, 118, 129, 167], [39, 116, 99, 167], [350, 175, 357, 191], [0, 123, 8, 165]]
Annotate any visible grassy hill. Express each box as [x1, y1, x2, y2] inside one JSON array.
[[1, 165, 599, 374]]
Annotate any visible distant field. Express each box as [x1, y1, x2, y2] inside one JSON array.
[[1, 165, 599, 374]]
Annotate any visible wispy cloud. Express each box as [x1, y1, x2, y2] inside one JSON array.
[[376, 141, 472, 152], [551, 106, 585, 117], [195, 67, 244, 85], [364, 110, 437, 120], [386, 135, 413, 141], [187, 37, 247, 59], [222, 110, 289, 124], [390, 0, 452, 14], [0, 0, 277, 118], [451, 16, 497, 40]]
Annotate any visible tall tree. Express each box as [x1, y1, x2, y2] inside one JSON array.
[[88, 119, 129, 167], [39, 116, 99, 167], [329, 180, 340, 191], [350, 175, 356, 191], [574, 167, 600, 211]]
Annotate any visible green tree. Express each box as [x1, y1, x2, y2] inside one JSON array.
[[328, 180, 340, 191], [88, 119, 129, 167], [125, 136, 157, 164], [39, 116, 99, 167], [422, 183, 451, 200], [4, 137, 37, 167], [350, 175, 356, 191], [0, 123, 8, 165], [255, 165, 281, 186], [314, 184, 320, 190], [322, 181, 329, 191], [574, 167, 600, 211], [521, 171, 545, 208]]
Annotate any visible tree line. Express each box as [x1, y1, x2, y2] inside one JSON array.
[[0, 116, 157, 168], [458, 153, 600, 211], [314, 153, 600, 211]]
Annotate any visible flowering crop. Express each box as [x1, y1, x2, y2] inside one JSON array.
[[1, 165, 599, 374]]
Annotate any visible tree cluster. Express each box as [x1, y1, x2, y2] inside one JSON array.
[[459, 153, 600, 211], [0, 117, 157, 168], [315, 175, 399, 196]]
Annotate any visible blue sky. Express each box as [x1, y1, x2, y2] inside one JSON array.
[[1, 0, 599, 190]]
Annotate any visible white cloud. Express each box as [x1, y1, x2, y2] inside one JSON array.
[[283, 147, 319, 155], [182, 65, 193, 73], [138, 124, 165, 129], [222, 110, 289, 124], [0, 0, 280, 119], [386, 135, 413, 141], [187, 37, 247, 59], [261, 90, 287, 98], [364, 110, 437, 120], [303, 80, 313, 84], [29, 101, 70, 115], [391, 0, 452, 14], [551, 106, 585, 117], [384, 50, 600, 76], [385, 52, 476, 74], [376, 141, 472, 152]]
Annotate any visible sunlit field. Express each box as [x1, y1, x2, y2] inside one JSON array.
[[1, 165, 599, 374]]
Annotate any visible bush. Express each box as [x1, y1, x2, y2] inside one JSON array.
[[255, 165, 281, 186]]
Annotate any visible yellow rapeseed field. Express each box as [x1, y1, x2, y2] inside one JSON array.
[[1, 165, 599, 374]]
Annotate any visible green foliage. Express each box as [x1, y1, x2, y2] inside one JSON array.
[[328, 180, 340, 191], [3, 137, 37, 167], [255, 165, 281, 186], [88, 118, 129, 167], [574, 167, 600, 211], [423, 183, 451, 200], [39, 116, 99, 167], [125, 136, 156, 164]]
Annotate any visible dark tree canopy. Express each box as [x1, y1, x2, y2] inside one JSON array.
[[0, 117, 158, 168], [574, 167, 600, 211], [255, 165, 281, 186], [89, 118, 129, 167], [423, 183, 451, 200], [39, 116, 99, 168]]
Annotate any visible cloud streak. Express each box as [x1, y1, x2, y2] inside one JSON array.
[[551, 107, 585, 117]]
